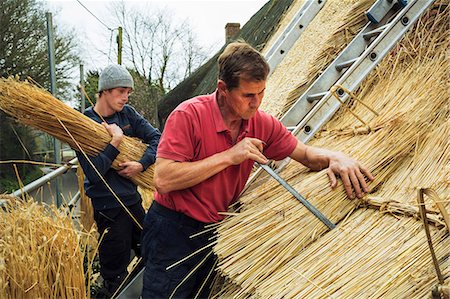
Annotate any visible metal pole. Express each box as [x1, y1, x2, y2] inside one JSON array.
[[258, 163, 336, 229], [117, 26, 123, 65], [46, 12, 62, 206], [80, 64, 85, 113], [12, 158, 78, 198]]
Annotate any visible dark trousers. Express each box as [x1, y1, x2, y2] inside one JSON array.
[[94, 201, 145, 288], [142, 201, 217, 299]]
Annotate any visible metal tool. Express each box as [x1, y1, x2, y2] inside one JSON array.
[[258, 163, 336, 229]]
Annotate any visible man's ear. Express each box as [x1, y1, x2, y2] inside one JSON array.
[[217, 80, 227, 95]]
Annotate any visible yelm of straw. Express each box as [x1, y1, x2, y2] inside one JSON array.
[[0, 78, 155, 190], [213, 3, 449, 298], [0, 195, 96, 298]]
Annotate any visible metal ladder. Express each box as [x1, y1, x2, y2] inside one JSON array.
[[246, 0, 435, 189], [282, 0, 435, 141], [265, 0, 327, 75]]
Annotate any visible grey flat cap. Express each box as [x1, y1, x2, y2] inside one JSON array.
[[98, 64, 134, 92]]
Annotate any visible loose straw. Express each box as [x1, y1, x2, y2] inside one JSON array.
[[0, 195, 96, 298]]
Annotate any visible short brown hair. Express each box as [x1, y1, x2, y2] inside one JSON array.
[[218, 41, 270, 90]]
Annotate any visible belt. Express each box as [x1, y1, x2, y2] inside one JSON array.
[[151, 200, 210, 229]]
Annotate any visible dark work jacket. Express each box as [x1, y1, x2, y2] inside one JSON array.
[[76, 105, 161, 210]]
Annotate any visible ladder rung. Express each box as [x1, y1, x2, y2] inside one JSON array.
[[363, 24, 389, 40], [366, 0, 397, 24], [307, 92, 327, 103], [335, 57, 359, 72]]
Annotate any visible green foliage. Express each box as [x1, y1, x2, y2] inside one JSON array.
[[0, 0, 81, 188], [0, 0, 80, 99], [0, 113, 43, 193], [79, 70, 99, 111]]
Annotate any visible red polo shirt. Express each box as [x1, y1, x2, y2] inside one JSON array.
[[155, 91, 298, 223]]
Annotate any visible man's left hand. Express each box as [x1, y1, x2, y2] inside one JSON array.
[[118, 161, 144, 178], [327, 152, 374, 199]]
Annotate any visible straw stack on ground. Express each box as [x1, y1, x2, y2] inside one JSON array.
[[0, 195, 96, 298], [213, 3, 449, 298], [0, 78, 154, 190]]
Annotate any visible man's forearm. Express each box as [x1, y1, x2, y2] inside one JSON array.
[[290, 141, 331, 171], [154, 152, 233, 194], [303, 146, 333, 171]]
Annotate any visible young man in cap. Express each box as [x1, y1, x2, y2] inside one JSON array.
[[76, 64, 160, 297], [141, 42, 374, 298]]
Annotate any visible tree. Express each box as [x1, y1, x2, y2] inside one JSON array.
[[0, 113, 42, 193], [109, 1, 208, 93], [80, 70, 99, 110], [0, 0, 80, 99], [0, 0, 81, 191]]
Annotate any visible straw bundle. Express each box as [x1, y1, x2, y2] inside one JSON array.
[[369, 120, 449, 207], [0, 195, 95, 298], [138, 186, 154, 211], [0, 78, 155, 190], [213, 3, 449, 297], [260, 0, 374, 118]]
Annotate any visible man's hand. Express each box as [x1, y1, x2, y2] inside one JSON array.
[[118, 161, 144, 178], [102, 122, 123, 148], [227, 137, 268, 165], [327, 152, 374, 199]]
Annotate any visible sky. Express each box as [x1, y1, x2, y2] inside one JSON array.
[[45, 0, 269, 72]]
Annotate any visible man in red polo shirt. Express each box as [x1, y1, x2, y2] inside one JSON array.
[[141, 41, 374, 298]]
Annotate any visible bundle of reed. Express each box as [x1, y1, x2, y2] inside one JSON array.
[[260, 0, 374, 118], [0, 195, 95, 298], [213, 4, 449, 297], [0, 78, 155, 190], [253, 209, 449, 298], [138, 186, 154, 211]]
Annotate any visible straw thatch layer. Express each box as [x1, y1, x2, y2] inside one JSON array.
[[213, 3, 449, 297], [254, 209, 449, 298]]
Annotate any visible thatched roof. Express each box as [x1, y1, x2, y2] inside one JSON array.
[[157, 0, 294, 128], [212, 1, 449, 297]]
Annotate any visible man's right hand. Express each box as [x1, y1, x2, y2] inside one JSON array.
[[102, 122, 124, 148], [228, 137, 268, 165]]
